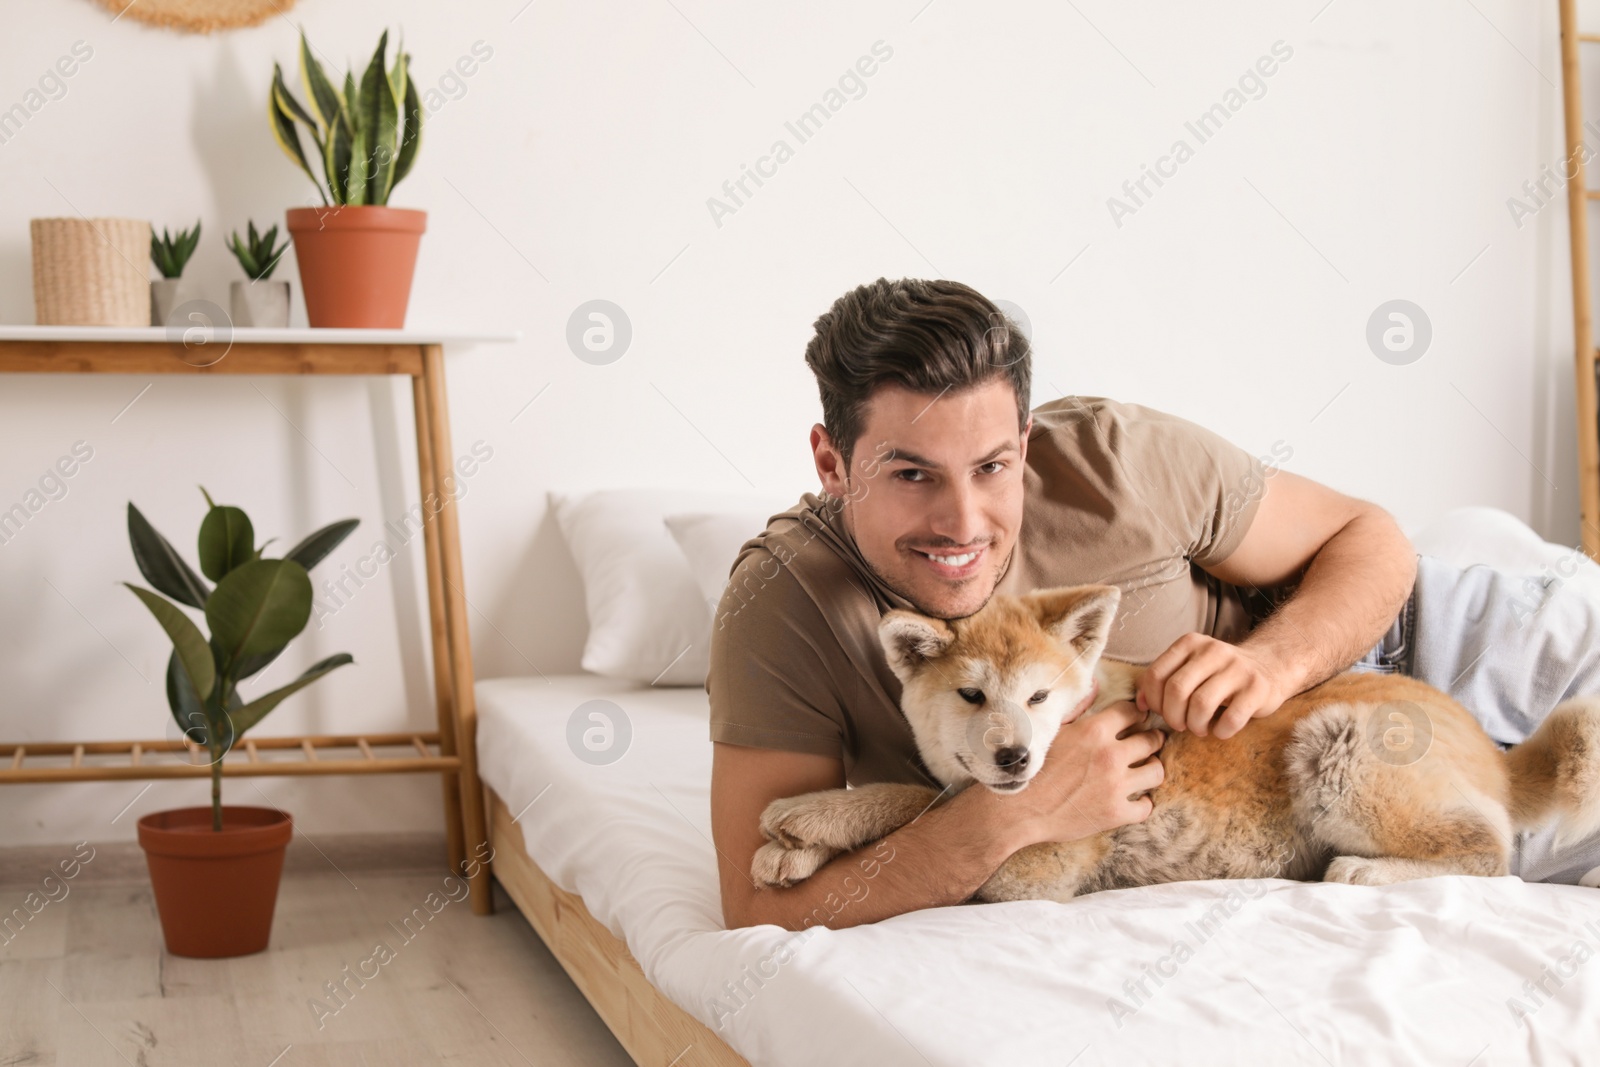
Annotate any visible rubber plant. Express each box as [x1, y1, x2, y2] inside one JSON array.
[[124, 489, 359, 829], [269, 28, 421, 206]]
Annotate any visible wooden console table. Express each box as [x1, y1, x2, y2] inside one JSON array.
[[0, 326, 515, 915]]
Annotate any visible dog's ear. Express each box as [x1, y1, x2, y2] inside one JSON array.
[[878, 610, 955, 684], [1026, 585, 1121, 664]]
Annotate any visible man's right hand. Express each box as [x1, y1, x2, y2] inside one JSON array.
[[1001, 700, 1166, 849]]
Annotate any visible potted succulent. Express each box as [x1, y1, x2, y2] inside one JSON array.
[[226, 220, 292, 327], [149, 220, 202, 327], [270, 28, 425, 328], [124, 488, 358, 958]]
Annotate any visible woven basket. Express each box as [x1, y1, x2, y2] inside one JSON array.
[[31, 218, 152, 326]]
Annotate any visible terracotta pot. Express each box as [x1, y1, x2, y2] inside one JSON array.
[[137, 805, 292, 958], [286, 205, 425, 328]]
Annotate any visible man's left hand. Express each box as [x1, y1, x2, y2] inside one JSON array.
[[1135, 634, 1288, 739]]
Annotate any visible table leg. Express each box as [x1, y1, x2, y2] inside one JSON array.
[[412, 370, 467, 887], [421, 344, 493, 916]]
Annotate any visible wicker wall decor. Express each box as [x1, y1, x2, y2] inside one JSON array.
[[90, 0, 298, 34]]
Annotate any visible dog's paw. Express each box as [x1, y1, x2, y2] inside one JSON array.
[[1581, 865, 1600, 889], [1323, 855, 1381, 885], [751, 841, 836, 888], [759, 792, 848, 850]]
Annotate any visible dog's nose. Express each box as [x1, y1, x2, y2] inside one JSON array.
[[994, 745, 1029, 773]]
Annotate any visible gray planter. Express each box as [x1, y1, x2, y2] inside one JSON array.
[[149, 277, 201, 327], [230, 280, 291, 328]]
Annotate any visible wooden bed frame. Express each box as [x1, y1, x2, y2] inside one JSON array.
[[485, 787, 752, 1067]]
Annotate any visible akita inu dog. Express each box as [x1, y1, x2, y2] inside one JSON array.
[[751, 585, 1600, 901]]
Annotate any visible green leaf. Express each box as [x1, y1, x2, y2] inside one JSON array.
[[230, 652, 354, 737], [181, 221, 201, 266], [347, 123, 370, 205], [237, 221, 289, 282], [393, 57, 422, 188], [226, 231, 261, 278], [128, 503, 211, 609], [232, 643, 286, 683], [324, 94, 352, 204], [361, 31, 397, 205], [165, 649, 226, 748], [342, 69, 359, 121], [272, 63, 319, 132], [126, 584, 215, 701], [360, 31, 388, 131], [216, 630, 281, 687], [284, 518, 359, 572], [206, 559, 313, 674], [299, 30, 344, 136], [270, 71, 327, 207], [198, 504, 255, 581]]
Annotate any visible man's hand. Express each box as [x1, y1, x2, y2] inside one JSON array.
[[1135, 633, 1287, 740], [1006, 702, 1166, 846]]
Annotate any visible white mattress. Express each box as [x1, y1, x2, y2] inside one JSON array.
[[477, 508, 1600, 1066]]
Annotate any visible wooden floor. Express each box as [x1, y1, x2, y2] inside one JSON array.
[[0, 853, 635, 1065]]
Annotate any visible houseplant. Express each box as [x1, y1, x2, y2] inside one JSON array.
[[226, 220, 292, 327], [124, 488, 358, 957], [149, 220, 202, 327], [271, 28, 425, 327]]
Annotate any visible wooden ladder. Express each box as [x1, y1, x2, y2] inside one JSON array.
[[1560, 0, 1600, 557]]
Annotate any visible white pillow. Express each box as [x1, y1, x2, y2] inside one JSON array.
[[549, 489, 791, 686], [665, 508, 791, 622], [1407, 506, 1600, 598]]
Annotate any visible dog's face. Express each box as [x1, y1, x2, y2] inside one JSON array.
[[878, 585, 1120, 792]]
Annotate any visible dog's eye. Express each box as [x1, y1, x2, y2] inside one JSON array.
[[1028, 690, 1050, 705], [956, 687, 984, 705]]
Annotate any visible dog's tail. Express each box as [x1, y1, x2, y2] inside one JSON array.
[[1503, 696, 1600, 850]]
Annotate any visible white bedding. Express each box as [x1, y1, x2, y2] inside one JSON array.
[[477, 508, 1600, 1066]]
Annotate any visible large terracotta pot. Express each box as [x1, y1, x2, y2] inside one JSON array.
[[137, 805, 293, 958], [286, 205, 426, 328]]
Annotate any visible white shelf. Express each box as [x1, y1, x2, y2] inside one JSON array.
[[0, 326, 520, 345]]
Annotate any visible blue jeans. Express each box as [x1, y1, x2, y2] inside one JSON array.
[[1268, 553, 1600, 884]]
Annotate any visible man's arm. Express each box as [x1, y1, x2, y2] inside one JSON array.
[[1137, 468, 1415, 739], [712, 704, 1166, 930]]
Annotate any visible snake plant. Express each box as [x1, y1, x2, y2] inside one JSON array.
[[270, 28, 421, 207], [124, 488, 359, 830]]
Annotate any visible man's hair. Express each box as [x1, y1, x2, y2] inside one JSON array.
[[803, 278, 1031, 474]]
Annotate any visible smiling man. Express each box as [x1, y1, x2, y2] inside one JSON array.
[[707, 278, 1598, 932]]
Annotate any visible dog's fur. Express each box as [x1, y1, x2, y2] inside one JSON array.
[[751, 585, 1600, 900]]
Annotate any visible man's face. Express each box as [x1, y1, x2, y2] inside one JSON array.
[[812, 377, 1030, 620]]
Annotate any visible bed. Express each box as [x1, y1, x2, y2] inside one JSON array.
[[475, 562, 1600, 1067]]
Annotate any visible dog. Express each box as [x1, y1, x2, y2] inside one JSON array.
[[750, 584, 1600, 901]]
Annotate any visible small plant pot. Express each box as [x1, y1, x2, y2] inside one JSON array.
[[230, 280, 291, 328], [287, 205, 425, 328], [150, 277, 202, 328], [137, 805, 292, 958]]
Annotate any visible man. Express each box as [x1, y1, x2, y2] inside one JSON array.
[[708, 278, 1600, 932]]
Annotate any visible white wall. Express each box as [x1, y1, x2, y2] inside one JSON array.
[[0, 0, 1584, 845]]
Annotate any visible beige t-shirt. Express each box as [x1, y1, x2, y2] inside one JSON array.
[[705, 395, 1277, 788]]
